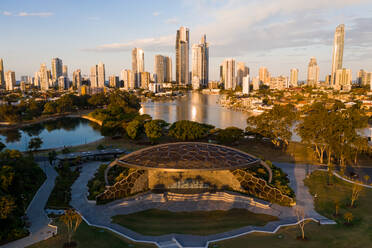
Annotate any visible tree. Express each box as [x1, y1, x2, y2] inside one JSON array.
[[168, 120, 214, 141], [247, 104, 296, 147], [295, 206, 306, 240], [0, 141, 5, 152], [126, 120, 142, 140], [88, 92, 107, 106], [48, 150, 57, 166], [216, 127, 243, 144], [350, 183, 363, 207], [43, 101, 57, 114], [60, 209, 82, 246], [344, 212, 353, 224], [144, 120, 168, 143], [28, 137, 43, 152], [0, 196, 16, 219]]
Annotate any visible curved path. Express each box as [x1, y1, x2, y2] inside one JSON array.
[[70, 161, 335, 248], [2, 160, 58, 248]]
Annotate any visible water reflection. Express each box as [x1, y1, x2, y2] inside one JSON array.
[[140, 92, 250, 129], [0, 117, 103, 151]]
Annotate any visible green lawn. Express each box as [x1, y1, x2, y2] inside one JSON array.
[[211, 170, 372, 248], [27, 220, 156, 248], [112, 208, 278, 236]]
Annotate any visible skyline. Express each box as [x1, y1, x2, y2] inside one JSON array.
[[1, 0, 372, 81]]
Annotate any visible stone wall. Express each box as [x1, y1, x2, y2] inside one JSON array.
[[232, 169, 295, 206]]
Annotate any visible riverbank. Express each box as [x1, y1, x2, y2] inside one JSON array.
[[0, 110, 96, 130]]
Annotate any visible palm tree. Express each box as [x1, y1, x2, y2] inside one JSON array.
[[60, 209, 82, 246]]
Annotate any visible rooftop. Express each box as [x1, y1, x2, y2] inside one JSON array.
[[116, 142, 259, 171]]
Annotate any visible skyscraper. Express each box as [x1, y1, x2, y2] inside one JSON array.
[[73, 69, 82, 89], [51, 58, 63, 84], [140, 72, 150, 89], [259, 67, 270, 85], [154, 55, 165, 84], [290, 68, 299, 87], [176, 26, 189, 85], [307, 57, 319, 87], [132, 48, 144, 87], [0, 59, 5, 88], [331, 24, 345, 86], [121, 69, 134, 90], [40, 63, 50, 91], [191, 35, 209, 89], [109, 75, 119, 88], [97, 62, 105, 88], [63, 65, 68, 78], [236, 62, 249, 86], [242, 75, 250, 95], [222, 59, 236, 90], [165, 56, 172, 83], [5, 71, 15, 91], [90, 65, 98, 88]]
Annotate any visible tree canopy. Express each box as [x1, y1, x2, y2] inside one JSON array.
[[168, 120, 214, 141]]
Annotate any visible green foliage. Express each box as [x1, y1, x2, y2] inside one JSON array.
[[0, 150, 45, 244], [87, 164, 108, 200], [126, 120, 142, 140], [144, 120, 169, 143], [47, 161, 80, 209], [28, 137, 43, 152], [168, 120, 214, 141], [246, 104, 296, 147], [216, 127, 243, 144]]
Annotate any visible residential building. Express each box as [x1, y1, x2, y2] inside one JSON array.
[[252, 76, 260, 91], [34, 71, 40, 88], [58, 76, 68, 90], [307, 57, 319, 87], [290, 68, 299, 87], [51, 57, 63, 84], [191, 34, 209, 89], [80, 85, 90, 96], [0, 58, 4, 88], [242, 75, 250, 95], [109, 75, 119, 88], [270, 76, 289, 90], [325, 74, 331, 85], [140, 72, 150, 89], [176, 26, 189, 85], [132, 48, 144, 87], [97, 62, 105, 88], [335, 68, 352, 91], [221, 59, 236, 90], [165, 56, 172, 82], [237, 62, 249, 86], [121, 69, 135, 90], [357, 69, 371, 87], [259, 67, 270, 85], [40, 63, 50, 91], [90, 65, 98, 88], [331, 24, 345, 86], [20, 81, 26, 92], [73, 69, 82, 89], [62, 65, 68, 78], [5, 70, 15, 91]]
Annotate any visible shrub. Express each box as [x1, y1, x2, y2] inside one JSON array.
[[216, 127, 243, 144], [168, 120, 214, 141]]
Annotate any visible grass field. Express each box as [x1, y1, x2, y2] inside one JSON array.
[[27, 220, 156, 248], [112, 208, 278, 236], [211, 170, 372, 248]]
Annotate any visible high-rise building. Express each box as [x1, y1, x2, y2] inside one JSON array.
[[109, 75, 119, 88], [242, 75, 250, 95], [165, 56, 172, 83], [252, 77, 260, 91], [237, 62, 249, 86], [191, 34, 209, 89], [58, 76, 68, 90], [121, 69, 134, 90], [132, 48, 144, 87], [154, 55, 165, 84], [140, 72, 150, 89], [335, 68, 352, 91], [40, 63, 50, 91], [51, 58, 63, 84], [97, 62, 105, 88], [90, 65, 98, 88], [325, 74, 331, 85], [0, 59, 5, 88], [290, 68, 299, 87], [331, 24, 345, 86], [357, 69, 371, 86], [259, 67, 270, 85], [34, 72, 40, 88], [73, 69, 82, 89], [62, 65, 68, 77], [176, 26, 189, 85], [221, 59, 236, 90], [5, 71, 15, 91], [307, 57, 319, 87]]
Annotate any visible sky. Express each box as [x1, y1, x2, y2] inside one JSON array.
[[0, 0, 372, 81]]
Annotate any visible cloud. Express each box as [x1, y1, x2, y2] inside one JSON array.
[[17, 12, 53, 17], [3, 11, 12, 16], [83, 35, 174, 52], [164, 18, 178, 24], [152, 12, 160, 17]]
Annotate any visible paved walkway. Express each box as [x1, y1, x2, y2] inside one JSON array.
[[2, 161, 58, 248], [70, 161, 336, 248]]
